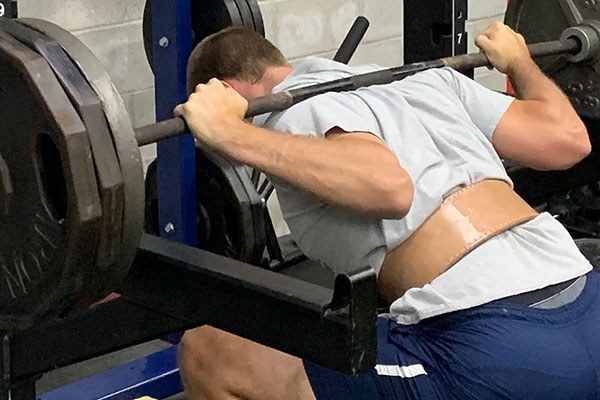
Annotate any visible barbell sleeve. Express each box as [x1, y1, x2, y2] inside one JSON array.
[[443, 39, 580, 70], [133, 37, 582, 147], [136, 117, 187, 146]]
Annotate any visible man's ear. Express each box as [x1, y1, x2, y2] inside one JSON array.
[[221, 80, 234, 89]]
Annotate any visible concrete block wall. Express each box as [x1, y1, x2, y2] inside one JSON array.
[[261, 0, 405, 68], [263, 0, 508, 84], [18, 0, 509, 236]]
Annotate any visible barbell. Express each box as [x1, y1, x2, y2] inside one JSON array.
[[1, 0, 600, 330], [135, 30, 589, 146]]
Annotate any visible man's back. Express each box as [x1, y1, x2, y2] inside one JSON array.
[[176, 22, 598, 400], [261, 57, 591, 323]]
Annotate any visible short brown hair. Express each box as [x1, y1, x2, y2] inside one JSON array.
[[187, 27, 288, 93]]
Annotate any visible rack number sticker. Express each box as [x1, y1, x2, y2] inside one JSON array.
[[0, 1, 15, 19]]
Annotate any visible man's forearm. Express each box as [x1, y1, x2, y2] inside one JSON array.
[[215, 121, 413, 219]]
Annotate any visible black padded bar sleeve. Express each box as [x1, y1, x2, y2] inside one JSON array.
[[333, 16, 370, 64]]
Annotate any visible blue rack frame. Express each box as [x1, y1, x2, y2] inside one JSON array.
[[39, 347, 183, 400], [153, 0, 198, 246], [151, 0, 197, 388]]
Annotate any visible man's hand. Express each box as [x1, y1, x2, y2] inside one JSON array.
[[475, 22, 530, 74], [174, 78, 249, 149]]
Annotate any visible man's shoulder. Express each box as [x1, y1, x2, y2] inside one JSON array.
[[405, 67, 458, 85], [275, 57, 384, 93], [259, 92, 339, 131]]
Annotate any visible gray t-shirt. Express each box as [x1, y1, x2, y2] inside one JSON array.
[[256, 57, 592, 324]]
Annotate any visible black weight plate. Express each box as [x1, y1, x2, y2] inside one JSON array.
[[235, 0, 255, 31], [143, 0, 259, 71], [246, 0, 265, 36], [575, 238, 600, 269], [20, 19, 145, 285], [547, 183, 600, 238], [0, 20, 126, 302], [505, 0, 600, 119], [197, 148, 265, 263], [0, 30, 101, 330], [144, 146, 266, 265], [223, 0, 245, 28]]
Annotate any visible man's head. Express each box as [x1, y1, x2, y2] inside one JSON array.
[[187, 27, 293, 100]]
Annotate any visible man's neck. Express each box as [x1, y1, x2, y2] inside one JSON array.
[[261, 65, 294, 92]]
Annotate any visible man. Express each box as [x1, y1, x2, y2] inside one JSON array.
[[175, 22, 598, 400]]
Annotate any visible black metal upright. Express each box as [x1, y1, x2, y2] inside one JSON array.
[[404, 0, 470, 76], [0, 0, 17, 19]]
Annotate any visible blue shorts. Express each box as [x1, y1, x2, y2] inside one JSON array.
[[305, 271, 600, 400]]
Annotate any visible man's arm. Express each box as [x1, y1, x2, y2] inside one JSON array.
[[174, 81, 414, 220], [476, 22, 591, 171]]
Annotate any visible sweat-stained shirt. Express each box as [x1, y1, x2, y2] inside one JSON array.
[[254, 57, 592, 325]]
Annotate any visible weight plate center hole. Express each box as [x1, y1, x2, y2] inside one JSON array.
[[37, 133, 68, 221]]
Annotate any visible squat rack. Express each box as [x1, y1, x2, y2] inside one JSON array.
[[0, 0, 482, 397], [1, 235, 376, 399], [0, 1, 379, 399]]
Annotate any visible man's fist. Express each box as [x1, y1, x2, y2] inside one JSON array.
[[174, 78, 248, 148], [475, 22, 530, 74]]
